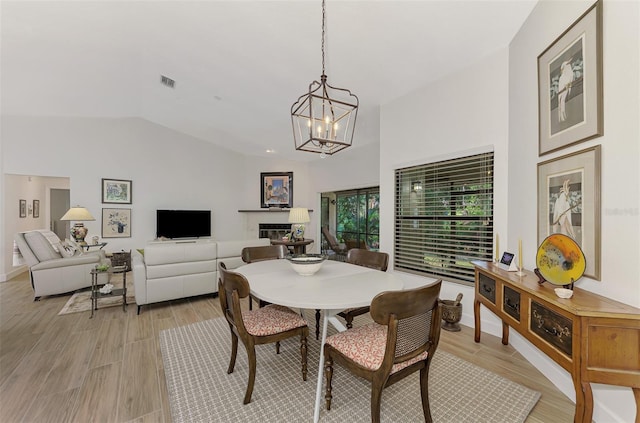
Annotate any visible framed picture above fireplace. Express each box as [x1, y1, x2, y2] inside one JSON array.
[[260, 172, 293, 208]]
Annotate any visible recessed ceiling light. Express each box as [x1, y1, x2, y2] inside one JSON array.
[[266, 149, 276, 154]]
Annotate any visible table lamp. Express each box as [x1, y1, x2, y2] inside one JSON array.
[[288, 208, 310, 241], [60, 206, 95, 244]]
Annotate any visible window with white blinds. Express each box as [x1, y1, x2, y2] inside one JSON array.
[[394, 152, 494, 284]]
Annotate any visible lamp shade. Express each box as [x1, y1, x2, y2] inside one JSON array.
[[288, 208, 310, 224], [60, 206, 95, 221]]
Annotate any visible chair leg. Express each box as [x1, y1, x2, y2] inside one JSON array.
[[344, 314, 354, 329], [249, 296, 253, 310], [244, 345, 257, 404], [227, 332, 238, 374], [300, 333, 308, 381], [419, 366, 433, 423], [324, 354, 333, 410], [315, 309, 321, 340], [276, 341, 280, 354], [371, 382, 384, 423]]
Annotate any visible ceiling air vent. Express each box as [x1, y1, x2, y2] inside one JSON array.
[[160, 75, 175, 88]]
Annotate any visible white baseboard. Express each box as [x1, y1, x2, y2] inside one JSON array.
[[1, 266, 28, 282]]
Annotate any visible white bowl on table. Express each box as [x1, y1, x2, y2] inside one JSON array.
[[286, 254, 327, 276], [554, 288, 574, 299]]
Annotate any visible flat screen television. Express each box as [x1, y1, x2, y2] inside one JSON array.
[[156, 209, 211, 239]]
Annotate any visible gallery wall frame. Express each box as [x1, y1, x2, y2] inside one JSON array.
[[537, 145, 600, 280], [102, 208, 131, 238], [260, 172, 293, 208], [538, 0, 602, 156], [102, 178, 132, 204], [33, 200, 40, 218], [19, 199, 26, 218]]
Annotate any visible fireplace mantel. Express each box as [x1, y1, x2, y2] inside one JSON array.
[[238, 209, 314, 213]]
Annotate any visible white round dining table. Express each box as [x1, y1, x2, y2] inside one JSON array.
[[234, 258, 404, 423]]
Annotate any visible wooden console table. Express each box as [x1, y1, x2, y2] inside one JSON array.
[[472, 260, 640, 423]]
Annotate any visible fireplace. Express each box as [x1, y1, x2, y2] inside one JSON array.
[[259, 223, 292, 240]]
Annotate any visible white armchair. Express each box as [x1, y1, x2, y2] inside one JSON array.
[[15, 230, 109, 300]]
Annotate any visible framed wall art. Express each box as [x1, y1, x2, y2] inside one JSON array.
[[102, 178, 132, 204], [537, 145, 600, 280], [538, 0, 602, 156], [102, 208, 131, 238], [33, 200, 40, 218], [260, 172, 293, 208], [19, 199, 26, 218]]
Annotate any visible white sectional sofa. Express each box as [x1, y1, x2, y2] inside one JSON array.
[[132, 238, 270, 313]]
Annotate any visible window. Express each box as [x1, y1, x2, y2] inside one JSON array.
[[394, 152, 494, 284], [335, 187, 380, 250]]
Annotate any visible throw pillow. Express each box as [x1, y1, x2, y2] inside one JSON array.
[[59, 241, 77, 258]]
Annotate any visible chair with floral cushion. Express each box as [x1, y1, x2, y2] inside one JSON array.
[[218, 262, 309, 404], [241, 244, 289, 309], [337, 248, 390, 329], [323, 280, 443, 423]]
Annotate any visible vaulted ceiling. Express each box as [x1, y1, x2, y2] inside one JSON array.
[[1, 0, 537, 161]]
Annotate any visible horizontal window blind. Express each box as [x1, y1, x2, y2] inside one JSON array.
[[394, 152, 494, 284]]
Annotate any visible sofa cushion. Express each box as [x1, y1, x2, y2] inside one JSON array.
[[145, 241, 217, 266], [24, 231, 61, 262]]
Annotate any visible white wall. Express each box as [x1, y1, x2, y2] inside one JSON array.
[[379, 47, 511, 329], [0, 114, 378, 278], [1, 116, 252, 279], [508, 1, 639, 421]]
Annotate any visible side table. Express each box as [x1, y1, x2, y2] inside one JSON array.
[[270, 238, 314, 254], [90, 265, 127, 318], [82, 242, 108, 251]]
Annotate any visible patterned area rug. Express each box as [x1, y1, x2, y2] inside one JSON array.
[[160, 317, 541, 423], [58, 272, 134, 315]]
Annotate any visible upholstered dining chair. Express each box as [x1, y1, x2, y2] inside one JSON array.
[[323, 281, 443, 423], [241, 244, 289, 309], [218, 262, 309, 405], [336, 248, 390, 329]]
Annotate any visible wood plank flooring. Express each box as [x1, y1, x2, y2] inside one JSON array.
[[0, 271, 575, 422]]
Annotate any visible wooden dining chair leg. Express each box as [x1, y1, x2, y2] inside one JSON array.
[[227, 332, 238, 374], [300, 334, 308, 380], [324, 355, 334, 410], [371, 382, 384, 423], [420, 367, 434, 423], [315, 309, 321, 340], [244, 346, 258, 404], [344, 314, 355, 329]]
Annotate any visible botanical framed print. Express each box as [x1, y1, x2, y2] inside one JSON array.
[[19, 199, 26, 218], [102, 208, 131, 238], [33, 200, 40, 218], [537, 146, 600, 280], [102, 178, 132, 204], [538, 0, 602, 156], [260, 172, 293, 208]]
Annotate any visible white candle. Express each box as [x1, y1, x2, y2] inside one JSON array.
[[518, 239, 523, 269], [495, 233, 499, 261]]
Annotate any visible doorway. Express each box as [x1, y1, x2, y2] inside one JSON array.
[[320, 186, 379, 251], [50, 188, 70, 240]]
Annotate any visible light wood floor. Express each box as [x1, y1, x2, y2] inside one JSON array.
[[0, 271, 575, 422]]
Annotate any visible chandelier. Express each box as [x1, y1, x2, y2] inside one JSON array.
[[291, 0, 359, 157]]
